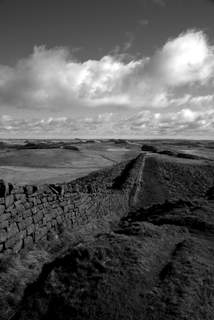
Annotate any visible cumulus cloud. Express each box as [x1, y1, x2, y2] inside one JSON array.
[[125, 108, 214, 137], [158, 94, 214, 108], [148, 30, 214, 87], [1, 30, 214, 112], [0, 113, 117, 138], [0, 47, 141, 109], [1, 108, 214, 138]]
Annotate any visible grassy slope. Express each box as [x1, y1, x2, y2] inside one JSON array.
[[0, 142, 139, 184]]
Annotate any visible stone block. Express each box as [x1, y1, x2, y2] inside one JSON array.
[[24, 209, 32, 217], [0, 219, 9, 229], [0, 212, 10, 222], [24, 236, 33, 248], [31, 207, 38, 214], [0, 205, 5, 214], [33, 212, 43, 223], [18, 220, 26, 231], [24, 202, 31, 209], [7, 223, 19, 238], [25, 217, 33, 227], [27, 224, 34, 235], [9, 207, 18, 218], [13, 186, 24, 194], [5, 195, 14, 208], [24, 185, 34, 195], [5, 233, 21, 249], [15, 215, 23, 223], [57, 207, 63, 214], [0, 230, 7, 242], [13, 240, 23, 253], [14, 201, 25, 213], [15, 194, 26, 201]]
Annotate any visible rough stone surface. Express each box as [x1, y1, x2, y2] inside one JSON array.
[[0, 155, 143, 254], [0, 153, 214, 257]]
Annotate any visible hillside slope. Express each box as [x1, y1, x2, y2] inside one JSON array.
[[1, 152, 214, 320]]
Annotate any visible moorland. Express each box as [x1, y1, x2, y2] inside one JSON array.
[[0, 138, 214, 184], [0, 139, 214, 320]]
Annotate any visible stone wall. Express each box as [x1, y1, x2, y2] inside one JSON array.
[[0, 155, 144, 254], [134, 154, 214, 208], [2, 152, 214, 255]]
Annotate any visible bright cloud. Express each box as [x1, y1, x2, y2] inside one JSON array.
[[0, 48, 141, 109], [148, 30, 214, 87], [1, 30, 214, 111], [1, 29, 214, 138]]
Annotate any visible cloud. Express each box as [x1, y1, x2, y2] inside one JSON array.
[[0, 113, 116, 138], [0, 47, 141, 109], [156, 94, 214, 108], [125, 108, 214, 137], [0, 30, 214, 113], [147, 30, 214, 87], [1, 108, 214, 138]]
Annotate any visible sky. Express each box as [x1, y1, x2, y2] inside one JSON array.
[[1, 0, 214, 139]]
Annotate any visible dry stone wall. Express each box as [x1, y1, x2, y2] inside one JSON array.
[[135, 154, 214, 208], [0, 155, 144, 255]]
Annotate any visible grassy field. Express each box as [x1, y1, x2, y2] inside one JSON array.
[[0, 139, 213, 185], [1, 141, 214, 320], [0, 141, 139, 185]]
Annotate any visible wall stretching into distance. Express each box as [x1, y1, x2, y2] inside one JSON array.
[[1, 153, 214, 255], [0, 155, 143, 255]]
